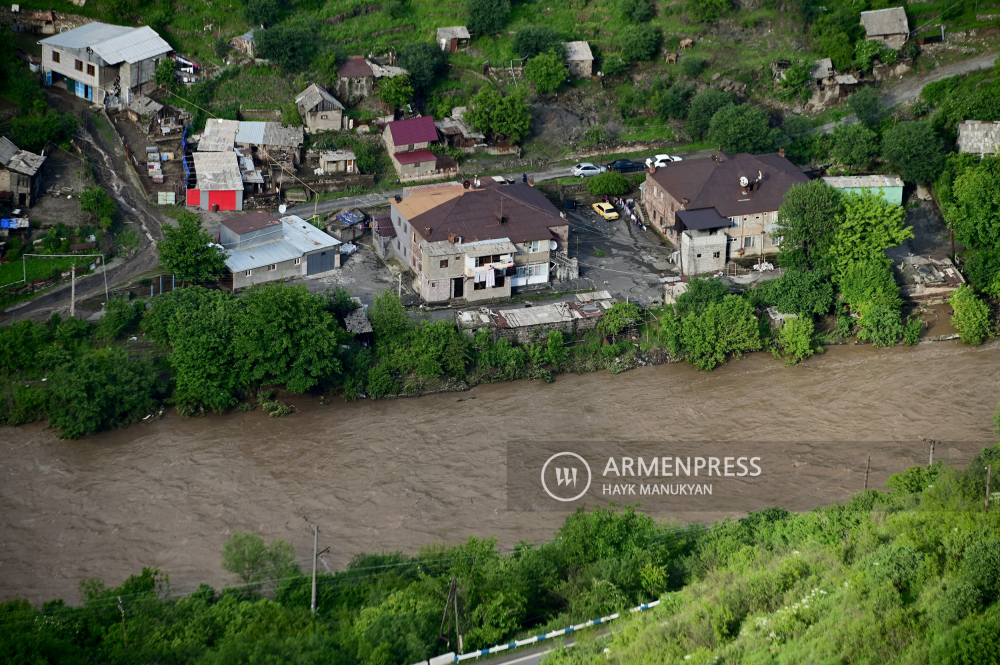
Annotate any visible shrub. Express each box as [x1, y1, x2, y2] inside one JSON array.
[[675, 277, 729, 317], [466, 0, 510, 36], [903, 316, 921, 345], [882, 121, 945, 184], [949, 285, 992, 346], [830, 190, 911, 279], [598, 302, 642, 337], [243, 0, 281, 26], [685, 89, 731, 140], [838, 260, 901, 312], [397, 42, 446, 91], [9, 110, 76, 153], [929, 614, 1000, 665], [831, 124, 880, 170], [756, 269, 834, 316], [619, 0, 654, 22], [679, 56, 707, 78], [514, 26, 563, 59], [619, 25, 660, 63], [377, 75, 414, 110], [857, 301, 903, 347], [656, 84, 693, 120], [255, 25, 316, 71], [524, 51, 568, 94], [687, 0, 730, 22], [707, 104, 777, 154], [580, 125, 611, 145], [586, 171, 633, 196], [776, 315, 814, 364], [848, 87, 883, 128], [672, 295, 761, 370], [602, 55, 629, 76], [963, 248, 1000, 298]]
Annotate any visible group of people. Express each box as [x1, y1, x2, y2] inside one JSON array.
[[604, 195, 647, 231]]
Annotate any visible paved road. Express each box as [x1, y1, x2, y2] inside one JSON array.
[[816, 51, 997, 134]]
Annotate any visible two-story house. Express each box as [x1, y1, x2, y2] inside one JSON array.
[[383, 116, 457, 182], [295, 83, 346, 133], [39, 22, 171, 105], [0, 137, 46, 208], [642, 150, 809, 275], [388, 180, 570, 304]]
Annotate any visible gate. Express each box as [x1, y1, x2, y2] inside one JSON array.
[[307, 250, 335, 275]]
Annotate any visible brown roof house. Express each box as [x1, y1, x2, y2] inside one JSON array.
[[957, 120, 1000, 156], [334, 56, 375, 101], [383, 116, 457, 182], [387, 180, 570, 304], [860, 7, 909, 50], [295, 83, 346, 133], [563, 41, 594, 78], [641, 151, 808, 275], [0, 137, 46, 208]]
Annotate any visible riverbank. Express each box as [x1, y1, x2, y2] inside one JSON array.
[[2, 339, 998, 605]]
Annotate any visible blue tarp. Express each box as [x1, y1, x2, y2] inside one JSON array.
[[336, 211, 364, 226]]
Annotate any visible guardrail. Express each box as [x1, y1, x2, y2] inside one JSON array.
[[415, 600, 661, 665]]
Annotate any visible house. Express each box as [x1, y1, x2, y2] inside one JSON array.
[[39, 22, 171, 105], [821, 175, 904, 206], [222, 213, 342, 289], [124, 94, 164, 127], [641, 150, 809, 275], [435, 108, 486, 150], [320, 150, 357, 174], [456, 291, 615, 343], [895, 254, 965, 303], [860, 7, 909, 50], [810, 58, 835, 81], [186, 150, 244, 211], [235, 121, 304, 168], [325, 208, 366, 242], [371, 213, 395, 258], [957, 120, 1000, 156], [229, 30, 256, 59], [387, 180, 570, 303], [295, 83, 346, 133], [563, 41, 594, 78], [437, 26, 470, 53], [0, 137, 46, 208], [334, 56, 375, 101], [24, 10, 56, 35], [383, 116, 454, 181]]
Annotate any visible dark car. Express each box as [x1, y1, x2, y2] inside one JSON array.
[[607, 159, 644, 173]]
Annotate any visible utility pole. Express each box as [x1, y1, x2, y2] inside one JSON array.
[[928, 440, 935, 467], [398, 273, 402, 298], [437, 578, 457, 652], [986, 465, 993, 513], [864, 455, 871, 490], [70, 263, 76, 318], [453, 577, 463, 654]]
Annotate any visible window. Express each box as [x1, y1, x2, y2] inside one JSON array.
[[771, 235, 782, 246], [75, 59, 83, 71], [52, 51, 60, 63], [440, 259, 449, 268], [245, 270, 252, 276], [86, 64, 95, 76], [696, 253, 702, 258], [474, 254, 502, 267], [744, 237, 755, 248], [267, 264, 277, 271], [321, 114, 328, 119], [294, 258, 301, 265], [406, 144, 413, 151], [755, 215, 761, 220], [731, 217, 740, 228], [713, 251, 721, 258], [729, 236, 739, 243], [529, 240, 542, 253]]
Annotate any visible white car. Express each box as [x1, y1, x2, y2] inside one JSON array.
[[571, 163, 606, 178], [645, 154, 683, 168]]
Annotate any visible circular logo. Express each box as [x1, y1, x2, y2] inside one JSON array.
[[541, 452, 592, 502]]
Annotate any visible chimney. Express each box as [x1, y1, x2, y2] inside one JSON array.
[[425, 226, 431, 236], [681, 197, 689, 206], [649, 164, 656, 174], [528, 177, 535, 187], [779, 147, 785, 158]]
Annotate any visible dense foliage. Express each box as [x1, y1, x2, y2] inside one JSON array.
[[464, 87, 532, 143], [775, 180, 844, 271], [707, 104, 777, 155], [158, 212, 227, 284], [949, 285, 993, 347], [524, 51, 568, 94]]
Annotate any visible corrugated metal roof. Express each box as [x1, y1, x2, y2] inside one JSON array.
[[0, 137, 45, 176], [225, 239, 303, 272], [280, 216, 341, 253], [388, 116, 439, 146], [262, 123, 303, 147], [821, 175, 903, 189], [437, 26, 470, 40], [860, 7, 908, 36], [198, 119, 240, 152], [192, 151, 243, 190], [236, 121, 267, 145], [394, 149, 436, 165], [296, 83, 344, 111], [91, 25, 171, 65], [40, 22, 134, 50]]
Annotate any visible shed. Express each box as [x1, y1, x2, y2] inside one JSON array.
[[562, 41, 594, 78], [821, 174, 904, 206], [187, 151, 244, 211], [957, 120, 1000, 156], [860, 7, 909, 49], [125, 95, 164, 124], [230, 30, 256, 59], [810, 58, 834, 80], [320, 150, 357, 175], [437, 26, 470, 53]]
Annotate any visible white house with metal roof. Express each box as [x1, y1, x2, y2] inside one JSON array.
[[223, 214, 341, 289], [39, 22, 171, 105]]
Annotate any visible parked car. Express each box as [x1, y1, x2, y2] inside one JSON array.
[[607, 159, 645, 173], [571, 163, 606, 178], [592, 202, 619, 221], [645, 154, 683, 168]]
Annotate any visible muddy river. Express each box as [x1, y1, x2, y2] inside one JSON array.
[[2, 341, 999, 604]]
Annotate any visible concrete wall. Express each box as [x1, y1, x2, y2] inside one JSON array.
[[303, 109, 344, 132], [232, 256, 303, 289], [392, 155, 438, 180], [566, 58, 593, 78], [333, 76, 372, 101], [42, 45, 105, 88], [0, 168, 39, 207], [681, 230, 727, 275]]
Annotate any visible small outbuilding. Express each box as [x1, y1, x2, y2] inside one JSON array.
[[437, 26, 470, 53], [295, 83, 345, 133], [956, 120, 1000, 156], [334, 56, 375, 101], [860, 7, 909, 50], [821, 175, 904, 206], [230, 30, 256, 59], [320, 150, 357, 175], [562, 41, 594, 78]]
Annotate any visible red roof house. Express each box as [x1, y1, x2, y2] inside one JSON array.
[[383, 117, 448, 182]]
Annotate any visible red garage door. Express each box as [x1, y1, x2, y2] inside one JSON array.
[[186, 189, 200, 206], [208, 190, 237, 211]]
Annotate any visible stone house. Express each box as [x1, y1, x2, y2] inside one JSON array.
[[387, 181, 570, 304], [563, 41, 594, 78], [0, 137, 46, 208], [437, 26, 470, 53], [229, 30, 256, 59], [641, 150, 808, 275], [334, 56, 374, 101], [320, 150, 357, 174], [957, 120, 1000, 156], [860, 7, 909, 50], [295, 83, 345, 133], [222, 213, 341, 290], [40, 22, 171, 105]]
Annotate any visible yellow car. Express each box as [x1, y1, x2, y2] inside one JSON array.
[[592, 202, 619, 221]]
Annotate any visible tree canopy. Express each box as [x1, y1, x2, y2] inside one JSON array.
[[159, 212, 228, 284], [685, 89, 731, 140], [514, 26, 563, 59], [830, 190, 912, 279], [255, 24, 316, 71], [847, 87, 883, 128], [524, 51, 568, 94], [830, 123, 880, 171], [243, 0, 282, 26], [397, 42, 446, 91], [707, 104, 777, 155], [775, 180, 845, 271], [464, 86, 532, 143], [378, 75, 414, 110], [619, 25, 661, 62], [465, 0, 510, 35], [881, 121, 945, 184]]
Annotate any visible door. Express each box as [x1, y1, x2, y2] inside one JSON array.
[[307, 250, 335, 275], [453, 277, 463, 298], [207, 190, 237, 211]]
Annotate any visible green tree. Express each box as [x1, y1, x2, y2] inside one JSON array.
[[679, 56, 707, 78], [819, 32, 855, 71], [686, 0, 730, 21], [465, 0, 510, 35], [882, 121, 945, 184], [674, 277, 729, 317], [47, 348, 161, 439], [847, 87, 883, 128], [838, 259, 901, 312], [255, 24, 316, 71], [779, 60, 813, 102], [243, 0, 282, 26], [776, 315, 815, 364], [830, 190, 912, 279], [412, 320, 469, 379], [221, 531, 300, 589], [597, 302, 642, 337], [619, 0, 653, 23], [464, 86, 531, 143], [707, 104, 776, 154], [950, 285, 993, 346], [857, 301, 903, 347], [154, 58, 175, 87], [105, 0, 138, 20], [212, 37, 230, 60], [9, 110, 77, 153], [679, 295, 761, 370], [397, 42, 446, 91], [756, 268, 834, 315], [775, 180, 844, 270], [830, 123, 880, 170], [963, 248, 1000, 298], [524, 51, 568, 94], [619, 25, 660, 63], [656, 84, 692, 120], [79, 186, 117, 230], [586, 171, 633, 196], [159, 211, 227, 284], [949, 157, 1000, 251], [601, 54, 628, 76], [378, 75, 414, 110], [514, 26, 563, 59], [686, 89, 731, 140]]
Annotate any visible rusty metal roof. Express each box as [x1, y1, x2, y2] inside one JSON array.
[[339, 56, 373, 78], [221, 212, 282, 235]]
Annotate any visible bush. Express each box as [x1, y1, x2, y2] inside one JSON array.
[[776, 315, 814, 364], [831, 124, 880, 170], [514, 26, 563, 59], [524, 51, 568, 94], [963, 248, 1000, 298], [687, 0, 730, 21], [597, 302, 642, 337], [686, 89, 731, 140], [586, 171, 633, 196], [619, 0, 653, 22], [707, 104, 777, 154], [79, 186, 116, 230], [838, 260, 901, 312], [755, 269, 834, 316], [159, 212, 227, 284], [675, 278, 729, 317], [378, 75, 414, 110], [666, 294, 761, 370], [255, 24, 316, 71], [903, 316, 921, 345], [950, 285, 992, 346], [830, 190, 911, 279], [619, 25, 661, 63], [929, 613, 1000, 665], [848, 87, 883, 128], [243, 0, 281, 26], [602, 55, 629, 76], [680, 56, 707, 78], [882, 121, 945, 184], [857, 301, 903, 347], [466, 0, 510, 36], [580, 125, 612, 145], [656, 84, 693, 120], [397, 42, 446, 91]]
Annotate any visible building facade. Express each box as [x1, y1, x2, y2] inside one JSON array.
[[957, 120, 1000, 156], [383, 116, 447, 181], [295, 83, 345, 133], [0, 137, 46, 208], [860, 7, 909, 50], [222, 214, 341, 290]]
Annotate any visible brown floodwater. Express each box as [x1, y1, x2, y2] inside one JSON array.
[[2, 340, 998, 604]]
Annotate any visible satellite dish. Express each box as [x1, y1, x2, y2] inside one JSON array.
[[549, 239, 557, 251], [739, 176, 749, 187], [463, 179, 471, 189], [279, 204, 287, 213]]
